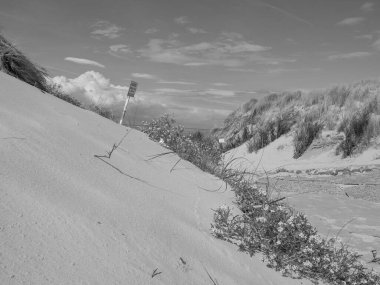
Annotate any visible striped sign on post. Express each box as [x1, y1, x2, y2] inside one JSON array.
[[119, 80, 138, 124], [127, 81, 138, 97]]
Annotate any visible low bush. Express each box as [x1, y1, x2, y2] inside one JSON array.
[[211, 169, 380, 285], [212, 201, 380, 284], [293, 113, 323, 159]]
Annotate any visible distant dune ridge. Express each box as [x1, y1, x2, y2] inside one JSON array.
[[213, 82, 380, 159]]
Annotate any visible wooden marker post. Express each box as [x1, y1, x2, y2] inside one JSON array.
[[119, 80, 138, 125]]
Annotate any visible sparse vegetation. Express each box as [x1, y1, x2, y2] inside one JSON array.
[[143, 115, 380, 284], [88, 104, 114, 120], [141, 114, 222, 172], [46, 83, 83, 107]]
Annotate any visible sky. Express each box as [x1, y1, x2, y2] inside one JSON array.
[[1, 0, 380, 129]]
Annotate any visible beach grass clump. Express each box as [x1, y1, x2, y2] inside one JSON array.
[[293, 112, 324, 158], [0, 34, 49, 92], [247, 110, 296, 153], [0, 34, 85, 109], [336, 98, 379, 157]]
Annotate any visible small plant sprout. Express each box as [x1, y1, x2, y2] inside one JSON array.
[[94, 130, 130, 159], [151, 268, 162, 278]]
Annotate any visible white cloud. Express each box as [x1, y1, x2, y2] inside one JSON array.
[[153, 88, 192, 94], [131, 73, 157, 79], [255, 2, 313, 26], [138, 35, 271, 67], [328, 52, 371, 60], [337, 17, 365, 26], [267, 67, 320, 74], [109, 44, 130, 53], [373, 39, 380, 51], [91, 20, 124, 39], [200, 89, 236, 97], [51, 71, 127, 105], [174, 16, 189, 25], [220, 32, 244, 41], [361, 2, 374, 12], [145, 28, 159, 34], [183, 62, 208, 66], [213, 82, 231, 87], [228, 68, 258, 72], [65, 57, 105, 68], [157, 80, 196, 85], [355, 34, 373, 40], [187, 27, 207, 34]]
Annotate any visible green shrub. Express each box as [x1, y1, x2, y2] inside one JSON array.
[[0, 34, 49, 92], [293, 113, 323, 159], [211, 169, 380, 285]]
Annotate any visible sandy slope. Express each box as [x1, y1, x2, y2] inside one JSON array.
[[0, 72, 317, 285]]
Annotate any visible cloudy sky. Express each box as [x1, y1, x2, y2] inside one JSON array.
[[1, 0, 380, 128]]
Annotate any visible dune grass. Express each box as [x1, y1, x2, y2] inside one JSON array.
[[0, 34, 49, 92], [213, 82, 380, 158], [246, 109, 297, 153], [336, 97, 379, 157], [293, 111, 323, 158]]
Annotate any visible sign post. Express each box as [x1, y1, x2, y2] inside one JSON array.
[[119, 81, 138, 125]]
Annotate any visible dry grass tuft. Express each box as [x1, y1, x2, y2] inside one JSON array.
[[293, 112, 323, 158], [0, 34, 48, 92]]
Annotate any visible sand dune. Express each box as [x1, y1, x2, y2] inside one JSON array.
[[0, 72, 317, 284]]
